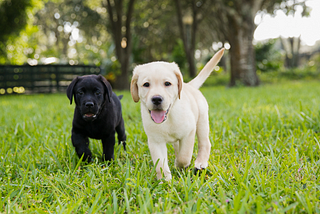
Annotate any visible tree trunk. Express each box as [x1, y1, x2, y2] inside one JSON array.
[[114, 51, 130, 90], [105, 0, 134, 90], [228, 10, 259, 87], [186, 48, 196, 77], [282, 36, 301, 68], [174, 0, 197, 77]]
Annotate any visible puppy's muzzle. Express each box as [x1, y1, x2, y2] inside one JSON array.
[[82, 101, 97, 121], [149, 95, 170, 124]]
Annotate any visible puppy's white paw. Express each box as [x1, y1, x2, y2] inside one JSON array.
[[164, 173, 172, 181], [174, 158, 191, 169], [156, 169, 172, 181], [194, 159, 208, 169]]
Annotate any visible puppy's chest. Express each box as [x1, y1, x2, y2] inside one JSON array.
[[82, 123, 112, 139], [146, 123, 190, 143], [162, 132, 182, 143]]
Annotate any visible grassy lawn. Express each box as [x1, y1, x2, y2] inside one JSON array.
[[1, 80, 320, 213]]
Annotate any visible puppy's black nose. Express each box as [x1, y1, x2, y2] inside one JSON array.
[[85, 101, 94, 107], [151, 96, 163, 105]]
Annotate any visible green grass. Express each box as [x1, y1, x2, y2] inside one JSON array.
[[1, 80, 320, 213]]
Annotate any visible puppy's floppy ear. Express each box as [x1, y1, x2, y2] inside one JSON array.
[[66, 76, 79, 105], [171, 63, 183, 99], [130, 68, 140, 102], [98, 75, 112, 102]]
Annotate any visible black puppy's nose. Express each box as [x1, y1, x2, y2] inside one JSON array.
[[85, 101, 94, 107], [151, 96, 163, 105]]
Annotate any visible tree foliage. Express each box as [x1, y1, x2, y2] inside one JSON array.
[[255, 39, 283, 73], [0, 0, 42, 63], [204, 0, 308, 86], [132, 0, 177, 63], [0, 0, 313, 89], [0, 0, 33, 42], [34, 0, 104, 64]]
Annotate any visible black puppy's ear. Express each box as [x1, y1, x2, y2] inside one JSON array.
[[98, 75, 112, 102], [66, 76, 79, 105]]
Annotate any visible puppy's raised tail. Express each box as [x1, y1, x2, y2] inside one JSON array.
[[187, 48, 225, 89]]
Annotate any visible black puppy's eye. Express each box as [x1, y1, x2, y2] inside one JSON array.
[[143, 82, 150, 87], [95, 91, 101, 96], [164, 81, 171, 86], [77, 91, 84, 95]]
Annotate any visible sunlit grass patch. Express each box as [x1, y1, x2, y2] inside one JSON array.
[[1, 80, 319, 213]]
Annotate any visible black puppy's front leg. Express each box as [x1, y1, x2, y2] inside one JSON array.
[[101, 133, 116, 162], [71, 130, 92, 162], [116, 117, 127, 150]]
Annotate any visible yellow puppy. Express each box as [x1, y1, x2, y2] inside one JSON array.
[[131, 49, 224, 180]]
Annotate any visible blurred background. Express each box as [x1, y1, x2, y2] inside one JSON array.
[[0, 0, 319, 92]]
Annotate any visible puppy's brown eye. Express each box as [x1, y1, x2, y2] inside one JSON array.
[[164, 82, 171, 86], [95, 91, 101, 96], [77, 91, 84, 95], [143, 82, 150, 87]]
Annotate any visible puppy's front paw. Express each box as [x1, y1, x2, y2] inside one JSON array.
[[174, 158, 191, 169], [156, 168, 172, 181], [194, 159, 208, 170], [81, 154, 93, 163], [164, 173, 172, 181], [193, 160, 208, 175], [76, 148, 92, 163]]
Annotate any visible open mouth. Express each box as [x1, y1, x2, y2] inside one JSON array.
[[148, 105, 170, 124], [83, 113, 97, 120]]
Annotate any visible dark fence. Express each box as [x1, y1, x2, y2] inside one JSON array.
[[0, 65, 101, 95]]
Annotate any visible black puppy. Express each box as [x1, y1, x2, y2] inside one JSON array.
[[67, 74, 126, 162]]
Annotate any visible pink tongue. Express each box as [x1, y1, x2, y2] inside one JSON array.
[[150, 110, 166, 123]]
